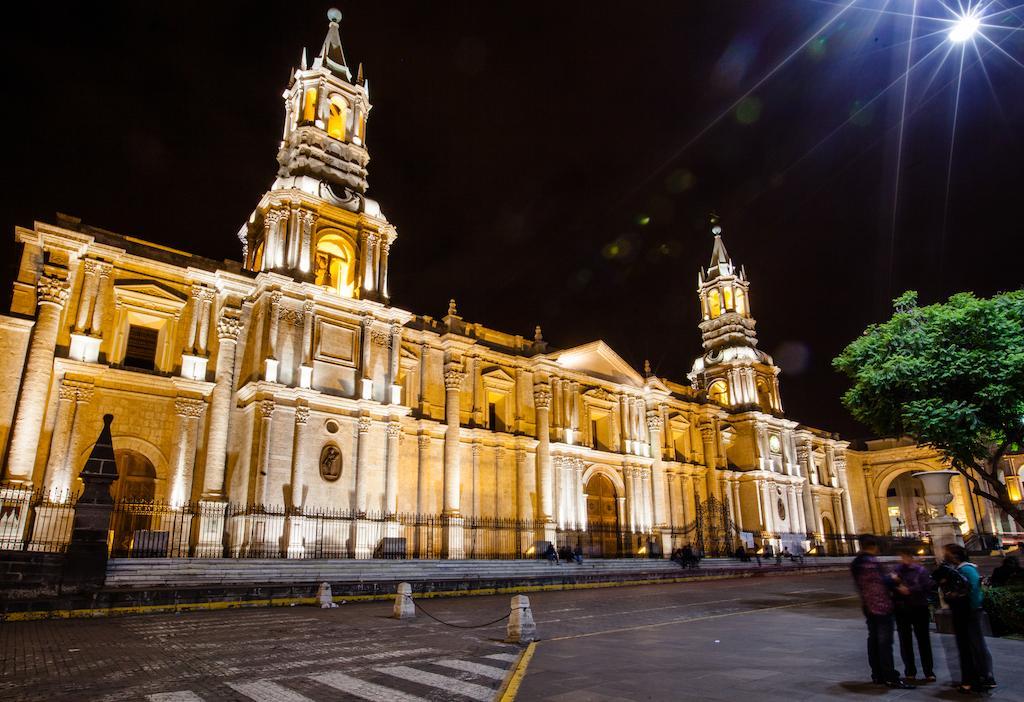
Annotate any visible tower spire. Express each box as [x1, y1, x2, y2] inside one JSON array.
[[313, 8, 351, 80]]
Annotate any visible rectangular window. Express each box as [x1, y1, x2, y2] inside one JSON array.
[[486, 391, 508, 433], [124, 325, 158, 371], [591, 413, 611, 452]]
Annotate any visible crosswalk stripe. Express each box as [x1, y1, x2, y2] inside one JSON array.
[[227, 680, 315, 702], [146, 693, 204, 702], [376, 665, 494, 701], [312, 671, 428, 702], [483, 652, 519, 663], [432, 659, 508, 679]]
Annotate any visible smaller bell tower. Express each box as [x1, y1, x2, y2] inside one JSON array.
[[689, 220, 782, 414], [239, 9, 396, 303]]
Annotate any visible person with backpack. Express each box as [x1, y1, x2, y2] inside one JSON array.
[[933, 544, 996, 694], [851, 535, 915, 689]]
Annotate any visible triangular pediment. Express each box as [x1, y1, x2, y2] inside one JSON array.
[[550, 341, 644, 387], [482, 366, 516, 384], [113, 279, 189, 303]]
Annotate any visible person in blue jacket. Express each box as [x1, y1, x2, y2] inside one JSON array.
[[941, 544, 996, 694]]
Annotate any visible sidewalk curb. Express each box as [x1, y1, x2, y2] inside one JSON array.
[[497, 641, 536, 702], [1, 565, 851, 622]]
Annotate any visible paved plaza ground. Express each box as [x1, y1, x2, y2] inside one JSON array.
[[1, 571, 1020, 701]]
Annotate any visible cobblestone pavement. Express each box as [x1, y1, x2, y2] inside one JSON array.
[[3, 571, 1022, 701]]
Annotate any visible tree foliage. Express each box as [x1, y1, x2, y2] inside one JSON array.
[[834, 290, 1024, 531]]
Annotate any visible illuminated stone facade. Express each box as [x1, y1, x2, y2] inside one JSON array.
[[2, 13, 1016, 557]]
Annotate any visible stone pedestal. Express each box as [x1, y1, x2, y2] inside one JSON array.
[[658, 530, 673, 560], [195, 501, 228, 558], [925, 515, 964, 563], [506, 594, 537, 643], [28, 504, 75, 552], [538, 521, 557, 548], [393, 582, 415, 619], [0, 485, 34, 551], [285, 515, 306, 558], [352, 518, 378, 559], [442, 516, 465, 559]]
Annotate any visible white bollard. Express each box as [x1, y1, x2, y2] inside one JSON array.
[[393, 582, 415, 619], [505, 594, 536, 643], [317, 581, 338, 608]]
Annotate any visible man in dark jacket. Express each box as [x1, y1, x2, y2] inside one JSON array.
[[892, 548, 934, 680], [851, 535, 915, 689], [937, 544, 996, 694]]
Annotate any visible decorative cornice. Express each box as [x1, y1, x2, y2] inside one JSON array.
[[175, 397, 206, 418]]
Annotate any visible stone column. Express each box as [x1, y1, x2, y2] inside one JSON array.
[[299, 300, 315, 388], [667, 473, 678, 531], [89, 262, 112, 335], [495, 447, 505, 519], [641, 469, 653, 533], [787, 484, 800, 535], [761, 481, 777, 535], [552, 456, 564, 527], [647, 412, 668, 531], [360, 315, 374, 399], [201, 306, 242, 499], [731, 478, 744, 531], [618, 394, 630, 453], [263, 210, 281, 269], [699, 422, 721, 503], [680, 473, 692, 526], [388, 323, 402, 403], [835, 454, 857, 536], [195, 306, 241, 558], [44, 383, 81, 498], [625, 467, 637, 532], [298, 210, 315, 274], [285, 404, 310, 558], [417, 434, 431, 514], [533, 384, 555, 541], [575, 458, 586, 530], [443, 362, 465, 516], [515, 446, 531, 521], [264, 292, 282, 382], [73, 261, 98, 333], [6, 274, 70, 484], [380, 238, 392, 300], [169, 398, 204, 508], [354, 415, 372, 515], [385, 420, 401, 515], [254, 400, 276, 505]]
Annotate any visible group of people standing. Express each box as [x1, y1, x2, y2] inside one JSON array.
[[851, 534, 997, 694]]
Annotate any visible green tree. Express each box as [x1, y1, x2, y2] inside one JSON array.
[[833, 290, 1024, 532]]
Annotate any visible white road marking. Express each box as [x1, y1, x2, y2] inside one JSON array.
[[227, 680, 314, 702], [313, 671, 428, 702], [432, 659, 507, 679], [147, 693, 204, 702], [483, 653, 519, 663], [376, 665, 494, 701]]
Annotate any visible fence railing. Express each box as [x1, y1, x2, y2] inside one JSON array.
[[0, 484, 78, 553]]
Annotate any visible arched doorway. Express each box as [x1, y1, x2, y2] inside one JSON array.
[[110, 450, 158, 556], [885, 472, 930, 536], [585, 473, 620, 557], [822, 515, 837, 555]]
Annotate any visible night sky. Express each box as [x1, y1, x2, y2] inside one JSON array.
[[3, 2, 1022, 438]]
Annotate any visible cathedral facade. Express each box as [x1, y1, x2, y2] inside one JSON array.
[[10, 12, 1009, 560]]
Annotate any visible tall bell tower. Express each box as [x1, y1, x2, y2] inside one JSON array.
[[238, 8, 396, 302], [688, 221, 782, 414]]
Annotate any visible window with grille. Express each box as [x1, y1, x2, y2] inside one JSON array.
[[124, 325, 158, 371]]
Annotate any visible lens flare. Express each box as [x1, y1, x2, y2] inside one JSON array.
[[948, 12, 980, 43]]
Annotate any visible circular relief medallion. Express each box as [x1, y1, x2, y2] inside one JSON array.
[[319, 444, 342, 482], [768, 434, 781, 453], [777, 497, 786, 521]]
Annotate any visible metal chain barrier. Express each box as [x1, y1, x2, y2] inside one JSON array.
[[410, 596, 512, 629]]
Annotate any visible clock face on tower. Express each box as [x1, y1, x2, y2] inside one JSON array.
[[768, 435, 781, 453]]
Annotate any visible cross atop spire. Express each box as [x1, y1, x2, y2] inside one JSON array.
[[312, 8, 351, 81]]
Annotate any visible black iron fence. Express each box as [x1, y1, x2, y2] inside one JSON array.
[[0, 484, 78, 553]]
